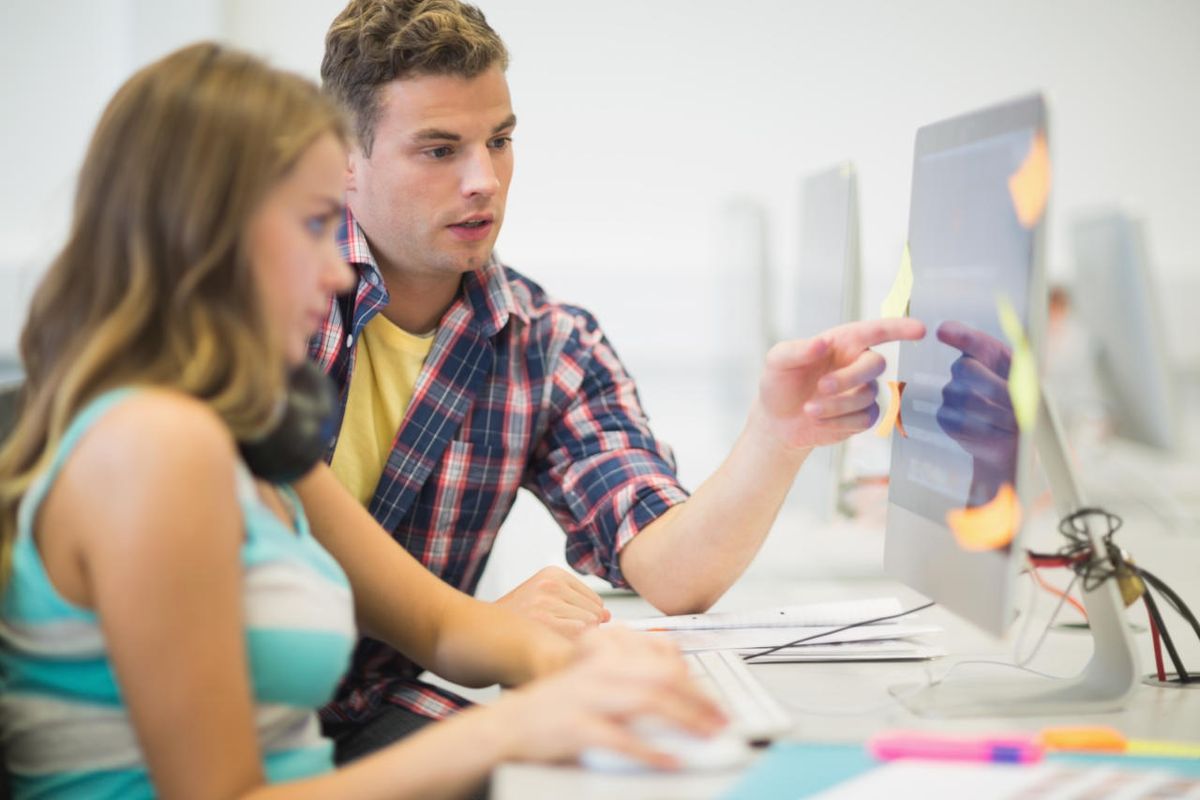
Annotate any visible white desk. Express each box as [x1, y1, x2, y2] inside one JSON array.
[[492, 505, 1200, 799]]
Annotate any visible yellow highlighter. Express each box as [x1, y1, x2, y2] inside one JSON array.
[[1126, 740, 1200, 759], [1039, 726, 1200, 759]]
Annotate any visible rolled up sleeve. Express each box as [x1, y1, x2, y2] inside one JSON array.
[[523, 309, 689, 587]]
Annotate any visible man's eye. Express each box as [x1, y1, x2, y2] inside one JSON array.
[[490, 136, 512, 151], [305, 217, 327, 235], [428, 146, 454, 159]]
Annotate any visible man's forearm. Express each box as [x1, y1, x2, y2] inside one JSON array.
[[617, 401, 811, 615], [429, 591, 574, 688]]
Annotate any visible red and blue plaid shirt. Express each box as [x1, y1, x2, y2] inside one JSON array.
[[310, 210, 688, 723]]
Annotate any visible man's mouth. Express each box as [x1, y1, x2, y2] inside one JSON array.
[[447, 215, 495, 241]]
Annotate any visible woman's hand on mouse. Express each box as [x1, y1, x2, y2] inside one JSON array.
[[483, 626, 726, 769]]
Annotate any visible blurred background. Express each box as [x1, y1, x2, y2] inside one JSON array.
[[2, 1, 1198, 594]]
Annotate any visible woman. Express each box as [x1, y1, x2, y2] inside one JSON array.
[[0, 43, 721, 799]]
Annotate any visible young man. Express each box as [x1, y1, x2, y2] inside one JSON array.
[[311, 0, 924, 762]]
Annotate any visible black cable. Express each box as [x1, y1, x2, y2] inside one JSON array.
[[1138, 567, 1200, 648], [1056, 508, 1126, 591], [740, 601, 936, 663], [1052, 506, 1195, 682], [1142, 590, 1191, 683]]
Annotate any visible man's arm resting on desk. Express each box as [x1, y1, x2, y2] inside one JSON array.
[[295, 464, 573, 688], [620, 318, 927, 615]]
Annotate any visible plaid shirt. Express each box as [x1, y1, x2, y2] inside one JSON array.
[[310, 210, 688, 723]]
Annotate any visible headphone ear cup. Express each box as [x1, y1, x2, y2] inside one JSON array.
[[238, 360, 337, 483]]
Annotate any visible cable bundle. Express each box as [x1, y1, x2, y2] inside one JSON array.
[[1028, 507, 1199, 684]]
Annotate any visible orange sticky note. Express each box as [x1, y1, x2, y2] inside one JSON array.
[[946, 482, 1021, 551], [1008, 132, 1051, 229], [875, 380, 907, 438]]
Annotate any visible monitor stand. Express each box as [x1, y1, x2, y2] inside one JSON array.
[[889, 393, 1139, 717]]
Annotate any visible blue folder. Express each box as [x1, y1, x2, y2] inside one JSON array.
[[721, 742, 1200, 799]]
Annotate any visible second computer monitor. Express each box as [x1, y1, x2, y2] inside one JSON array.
[[789, 163, 861, 521], [1071, 211, 1178, 452], [884, 95, 1049, 636]]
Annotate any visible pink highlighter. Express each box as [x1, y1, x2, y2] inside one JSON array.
[[868, 731, 1045, 764]]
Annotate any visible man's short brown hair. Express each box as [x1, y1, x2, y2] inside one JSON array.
[[322, 0, 509, 156]]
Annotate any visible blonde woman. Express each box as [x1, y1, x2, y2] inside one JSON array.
[[0, 43, 721, 799]]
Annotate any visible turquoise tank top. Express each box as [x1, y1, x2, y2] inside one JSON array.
[[0, 389, 356, 798]]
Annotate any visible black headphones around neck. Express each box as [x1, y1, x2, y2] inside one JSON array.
[[237, 360, 337, 484]]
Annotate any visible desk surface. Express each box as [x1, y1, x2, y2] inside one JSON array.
[[492, 505, 1200, 800]]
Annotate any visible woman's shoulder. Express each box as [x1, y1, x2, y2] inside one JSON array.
[[89, 388, 235, 458], [60, 388, 240, 503], [31, 388, 247, 589]]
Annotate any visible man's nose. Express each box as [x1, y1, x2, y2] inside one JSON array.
[[461, 145, 500, 199]]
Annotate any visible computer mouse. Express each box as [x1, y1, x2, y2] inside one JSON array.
[[579, 718, 754, 773]]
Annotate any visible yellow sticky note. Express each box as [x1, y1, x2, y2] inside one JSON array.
[[875, 380, 908, 438], [880, 243, 913, 319], [946, 482, 1022, 552], [1008, 132, 1051, 229], [996, 294, 1038, 432]]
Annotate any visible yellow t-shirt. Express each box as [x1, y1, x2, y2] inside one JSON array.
[[330, 314, 436, 506]]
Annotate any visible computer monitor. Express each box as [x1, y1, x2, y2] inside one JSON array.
[[0, 361, 21, 446], [789, 163, 861, 521], [1071, 211, 1178, 452], [883, 95, 1137, 716], [713, 198, 772, 443]]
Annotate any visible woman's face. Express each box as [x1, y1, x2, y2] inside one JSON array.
[[247, 132, 354, 365]]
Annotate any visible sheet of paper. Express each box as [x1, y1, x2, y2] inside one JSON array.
[[946, 482, 1022, 552], [742, 640, 946, 663], [996, 293, 1039, 432], [650, 622, 942, 653], [1008, 131, 1051, 229], [875, 379, 907, 438], [879, 243, 914, 318], [621, 597, 903, 632]]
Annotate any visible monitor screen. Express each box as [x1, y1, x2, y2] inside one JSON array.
[[885, 95, 1048, 636]]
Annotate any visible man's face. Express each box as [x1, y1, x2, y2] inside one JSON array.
[[346, 65, 515, 280]]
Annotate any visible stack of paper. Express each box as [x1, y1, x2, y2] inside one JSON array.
[[622, 597, 944, 662]]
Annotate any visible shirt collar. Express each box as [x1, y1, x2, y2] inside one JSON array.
[[339, 206, 527, 338], [338, 207, 386, 294]]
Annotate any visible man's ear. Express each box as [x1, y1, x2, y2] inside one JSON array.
[[345, 148, 361, 193]]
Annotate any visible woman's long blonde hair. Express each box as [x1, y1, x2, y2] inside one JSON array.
[[0, 42, 348, 580]]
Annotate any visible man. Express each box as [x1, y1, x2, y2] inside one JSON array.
[[311, 0, 924, 762]]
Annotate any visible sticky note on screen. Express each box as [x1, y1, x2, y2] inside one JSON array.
[[996, 294, 1038, 432], [1008, 132, 1051, 229], [946, 482, 1022, 551], [880, 243, 913, 319], [875, 380, 907, 438]]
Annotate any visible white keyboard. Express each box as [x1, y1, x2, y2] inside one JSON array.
[[684, 649, 792, 743]]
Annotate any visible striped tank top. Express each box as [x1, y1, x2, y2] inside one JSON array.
[[0, 389, 357, 798]]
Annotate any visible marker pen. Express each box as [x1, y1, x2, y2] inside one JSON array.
[[869, 731, 1044, 764]]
